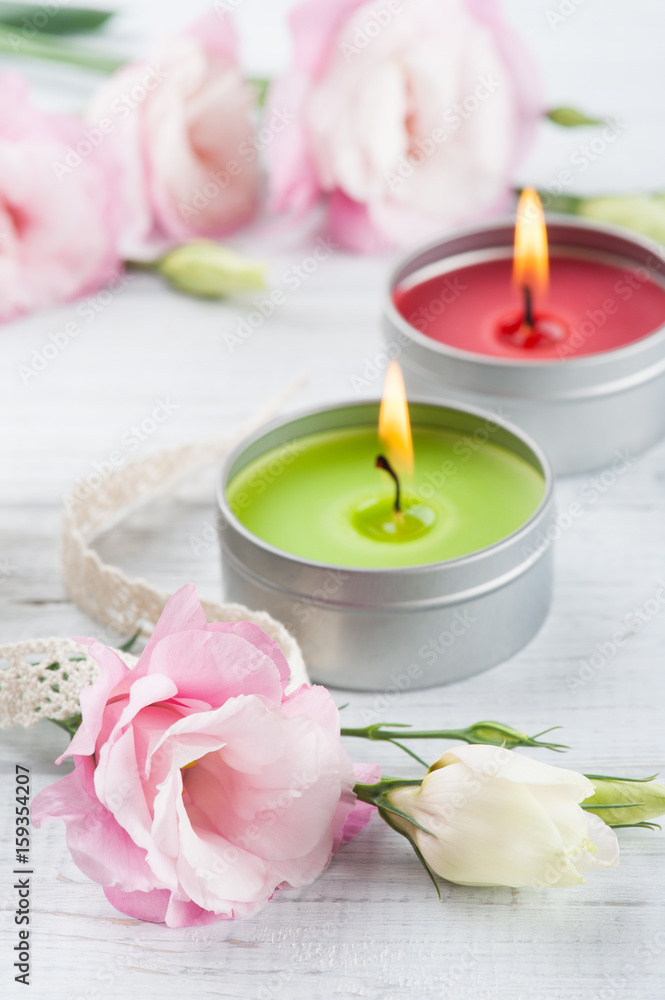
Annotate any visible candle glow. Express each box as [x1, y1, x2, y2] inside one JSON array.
[[378, 361, 414, 475], [493, 188, 566, 348], [513, 188, 549, 297]]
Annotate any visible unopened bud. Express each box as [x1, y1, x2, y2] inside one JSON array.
[[157, 241, 266, 299], [584, 775, 665, 827]]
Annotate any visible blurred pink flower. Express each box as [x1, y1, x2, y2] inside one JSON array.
[[87, 13, 260, 257], [0, 74, 119, 322], [267, 0, 542, 251], [33, 585, 377, 927]]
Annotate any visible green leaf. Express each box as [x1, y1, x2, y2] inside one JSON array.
[[0, 3, 113, 34], [0, 23, 124, 72], [50, 713, 82, 738], [546, 106, 605, 127]]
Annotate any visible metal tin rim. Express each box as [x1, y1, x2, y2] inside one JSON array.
[[217, 398, 554, 608]]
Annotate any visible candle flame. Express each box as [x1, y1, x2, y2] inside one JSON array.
[[513, 188, 549, 294], [378, 361, 413, 475]]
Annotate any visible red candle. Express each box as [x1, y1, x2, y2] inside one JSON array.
[[393, 191, 665, 362]]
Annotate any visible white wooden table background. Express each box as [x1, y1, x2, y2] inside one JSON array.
[[2, 2, 665, 997]]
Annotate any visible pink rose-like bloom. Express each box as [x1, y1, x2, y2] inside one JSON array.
[[0, 74, 119, 322], [33, 585, 377, 927], [267, 0, 542, 251], [87, 13, 260, 257]]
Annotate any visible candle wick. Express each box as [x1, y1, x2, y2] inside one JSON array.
[[522, 285, 534, 328], [376, 454, 402, 513]]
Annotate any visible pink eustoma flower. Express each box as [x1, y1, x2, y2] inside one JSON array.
[[86, 13, 260, 256], [0, 73, 120, 322], [32, 585, 377, 926], [267, 0, 542, 251]]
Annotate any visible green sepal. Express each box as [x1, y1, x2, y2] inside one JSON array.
[[584, 773, 660, 783], [608, 821, 662, 832], [354, 778, 437, 837], [581, 802, 644, 810], [378, 807, 441, 900], [583, 774, 665, 826]]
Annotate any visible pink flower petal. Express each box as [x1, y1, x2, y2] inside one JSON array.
[[85, 20, 259, 256], [204, 620, 291, 687], [36, 583, 368, 926], [32, 757, 156, 892], [57, 642, 130, 763], [289, 0, 368, 76], [142, 630, 285, 705], [0, 73, 120, 321], [186, 10, 239, 63], [268, 0, 543, 251]]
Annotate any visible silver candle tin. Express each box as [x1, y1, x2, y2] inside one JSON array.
[[383, 216, 665, 475], [217, 400, 554, 691]]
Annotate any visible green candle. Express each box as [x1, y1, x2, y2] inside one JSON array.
[[226, 424, 544, 569]]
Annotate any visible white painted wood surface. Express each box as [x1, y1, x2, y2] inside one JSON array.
[[2, 2, 665, 997]]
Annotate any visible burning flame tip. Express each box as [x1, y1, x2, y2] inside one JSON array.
[[378, 361, 414, 475], [513, 188, 549, 295]]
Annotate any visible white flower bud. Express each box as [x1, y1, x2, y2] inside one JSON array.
[[386, 745, 619, 888]]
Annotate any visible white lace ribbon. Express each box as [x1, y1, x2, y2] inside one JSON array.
[[0, 385, 308, 729]]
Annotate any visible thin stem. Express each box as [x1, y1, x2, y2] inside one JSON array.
[[340, 721, 569, 753], [342, 725, 463, 741], [125, 259, 159, 272]]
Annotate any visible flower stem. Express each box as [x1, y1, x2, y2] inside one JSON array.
[[340, 721, 568, 753], [342, 725, 468, 741]]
